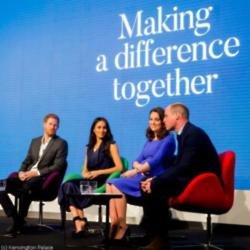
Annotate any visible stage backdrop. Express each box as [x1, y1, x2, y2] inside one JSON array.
[[0, 0, 249, 189]]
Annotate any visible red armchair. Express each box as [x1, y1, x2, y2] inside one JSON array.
[[168, 151, 236, 249]]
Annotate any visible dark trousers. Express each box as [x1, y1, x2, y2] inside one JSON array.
[[140, 192, 171, 238], [0, 173, 44, 220], [139, 176, 187, 238]]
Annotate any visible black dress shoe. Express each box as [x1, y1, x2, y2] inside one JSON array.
[[0, 230, 17, 238], [137, 235, 170, 250], [5, 219, 25, 236], [109, 238, 127, 245], [5, 225, 20, 235], [2, 225, 18, 238]]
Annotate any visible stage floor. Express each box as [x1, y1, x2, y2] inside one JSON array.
[[0, 216, 250, 250]]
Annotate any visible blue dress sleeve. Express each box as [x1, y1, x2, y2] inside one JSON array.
[[147, 134, 176, 170], [134, 141, 148, 162]]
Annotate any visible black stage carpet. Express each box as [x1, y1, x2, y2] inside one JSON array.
[[0, 216, 250, 250]]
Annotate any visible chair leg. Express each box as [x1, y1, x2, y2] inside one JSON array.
[[37, 201, 57, 231], [206, 214, 223, 250], [98, 205, 103, 223], [172, 214, 223, 250], [86, 205, 103, 236], [60, 205, 66, 230], [39, 201, 44, 225]]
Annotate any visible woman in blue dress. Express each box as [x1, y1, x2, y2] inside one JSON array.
[[58, 117, 123, 237], [106, 107, 176, 241]]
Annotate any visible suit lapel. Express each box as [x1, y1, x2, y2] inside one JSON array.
[[180, 122, 190, 139], [39, 136, 56, 162], [34, 137, 42, 162], [176, 122, 190, 162]]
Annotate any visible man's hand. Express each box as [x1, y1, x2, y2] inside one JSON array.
[[141, 177, 153, 194], [18, 171, 27, 181], [18, 170, 39, 181]]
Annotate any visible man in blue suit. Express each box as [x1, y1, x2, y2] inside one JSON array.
[[138, 103, 220, 250], [0, 113, 68, 236]]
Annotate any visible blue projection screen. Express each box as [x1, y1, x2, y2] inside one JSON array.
[[0, 0, 249, 189]]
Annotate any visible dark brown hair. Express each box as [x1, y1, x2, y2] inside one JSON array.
[[43, 113, 60, 125], [146, 107, 168, 140], [87, 117, 114, 153]]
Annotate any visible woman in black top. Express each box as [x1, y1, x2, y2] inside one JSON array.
[[58, 117, 122, 237]]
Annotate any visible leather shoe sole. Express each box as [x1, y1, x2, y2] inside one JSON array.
[[0, 231, 17, 238]]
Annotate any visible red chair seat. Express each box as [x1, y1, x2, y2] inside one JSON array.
[[168, 151, 236, 249]]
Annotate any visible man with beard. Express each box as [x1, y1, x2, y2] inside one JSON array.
[[0, 113, 68, 237]]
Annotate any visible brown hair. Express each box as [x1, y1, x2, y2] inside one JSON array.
[[146, 107, 168, 140], [43, 113, 60, 125], [170, 103, 189, 120]]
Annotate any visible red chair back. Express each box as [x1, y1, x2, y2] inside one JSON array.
[[219, 151, 235, 207], [169, 151, 236, 215]]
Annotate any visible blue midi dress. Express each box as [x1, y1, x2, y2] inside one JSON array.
[[107, 134, 175, 197]]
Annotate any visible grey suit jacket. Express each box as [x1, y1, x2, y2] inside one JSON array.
[[19, 135, 68, 176]]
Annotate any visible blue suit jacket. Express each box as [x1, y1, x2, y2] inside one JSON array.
[[152, 122, 220, 195]]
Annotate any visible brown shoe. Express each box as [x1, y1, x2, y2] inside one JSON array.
[[137, 235, 170, 250]]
